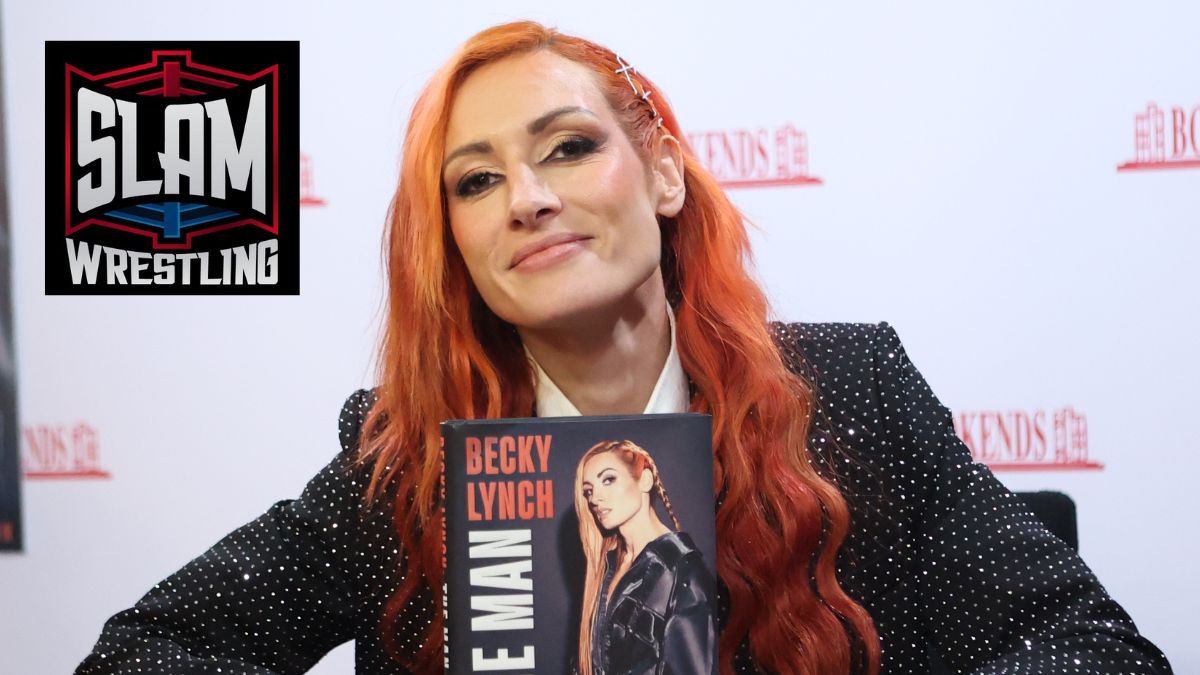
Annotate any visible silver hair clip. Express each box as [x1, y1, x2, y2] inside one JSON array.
[[614, 54, 665, 128]]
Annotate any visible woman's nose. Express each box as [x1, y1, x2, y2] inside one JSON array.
[[507, 164, 560, 228]]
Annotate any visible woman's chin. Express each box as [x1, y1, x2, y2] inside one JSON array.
[[508, 285, 655, 334], [486, 262, 659, 332], [507, 298, 619, 333]]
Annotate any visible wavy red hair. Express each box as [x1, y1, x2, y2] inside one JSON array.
[[357, 20, 880, 675]]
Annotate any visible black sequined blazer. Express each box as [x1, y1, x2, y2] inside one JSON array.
[[75, 323, 1174, 674], [588, 531, 717, 675]]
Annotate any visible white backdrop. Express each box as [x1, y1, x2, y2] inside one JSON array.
[[1, 1, 1195, 673]]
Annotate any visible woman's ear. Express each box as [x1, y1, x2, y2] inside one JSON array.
[[650, 133, 686, 219], [639, 467, 655, 493]]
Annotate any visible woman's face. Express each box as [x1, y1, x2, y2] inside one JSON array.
[[581, 451, 650, 531], [441, 50, 682, 331]]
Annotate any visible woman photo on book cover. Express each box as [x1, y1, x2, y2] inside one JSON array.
[[76, 20, 1173, 675], [574, 440, 716, 675]]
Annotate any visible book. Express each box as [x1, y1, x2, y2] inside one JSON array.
[[441, 413, 717, 674]]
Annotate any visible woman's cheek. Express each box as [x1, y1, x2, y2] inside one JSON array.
[[450, 212, 494, 270], [568, 151, 636, 204]]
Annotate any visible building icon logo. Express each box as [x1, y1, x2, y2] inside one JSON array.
[[686, 123, 823, 189], [953, 406, 1104, 472], [300, 153, 327, 207], [22, 422, 111, 480], [1117, 103, 1200, 172]]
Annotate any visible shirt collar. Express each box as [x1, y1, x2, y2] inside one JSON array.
[[530, 306, 689, 417]]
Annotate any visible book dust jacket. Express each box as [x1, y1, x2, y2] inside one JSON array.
[[442, 414, 718, 674]]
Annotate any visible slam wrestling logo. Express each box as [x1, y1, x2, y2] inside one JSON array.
[[953, 406, 1103, 472], [1117, 102, 1200, 172], [45, 42, 299, 294], [686, 123, 823, 188]]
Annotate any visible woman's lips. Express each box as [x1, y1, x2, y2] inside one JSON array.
[[509, 233, 591, 271], [593, 507, 611, 520]]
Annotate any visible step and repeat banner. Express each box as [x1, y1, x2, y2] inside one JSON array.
[[1, 1, 1195, 673]]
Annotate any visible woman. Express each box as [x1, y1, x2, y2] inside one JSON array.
[[575, 440, 717, 675], [76, 21, 1172, 675]]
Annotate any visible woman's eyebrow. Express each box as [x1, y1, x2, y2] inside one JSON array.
[[442, 106, 597, 171], [527, 105, 595, 134], [442, 141, 491, 172]]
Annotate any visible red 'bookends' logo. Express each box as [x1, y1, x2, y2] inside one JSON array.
[[300, 152, 326, 207], [953, 406, 1103, 471], [22, 423, 111, 479], [1117, 103, 1200, 171], [686, 124, 822, 188]]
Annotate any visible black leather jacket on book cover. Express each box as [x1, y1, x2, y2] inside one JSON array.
[[75, 323, 1175, 674], [589, 531, 717, 675]]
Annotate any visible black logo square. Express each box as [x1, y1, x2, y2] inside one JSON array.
[[45, 42, 299, 294]]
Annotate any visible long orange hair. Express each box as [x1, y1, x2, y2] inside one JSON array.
[[573, 440, 682, 675], [357, 20, 880, 675]]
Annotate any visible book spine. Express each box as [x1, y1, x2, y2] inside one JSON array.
[[441, 430, 450, 672]]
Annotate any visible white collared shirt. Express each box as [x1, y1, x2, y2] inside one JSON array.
[[530, 307, 689, 417]]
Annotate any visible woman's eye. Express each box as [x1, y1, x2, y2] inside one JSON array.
[[582, 489, 592, 499], [455, 171, 498, 198], [547, 136, 597, 161], [602, 476, 615, 485]]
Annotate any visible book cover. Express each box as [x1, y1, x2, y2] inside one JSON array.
[[442, 414, 717, 674]]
